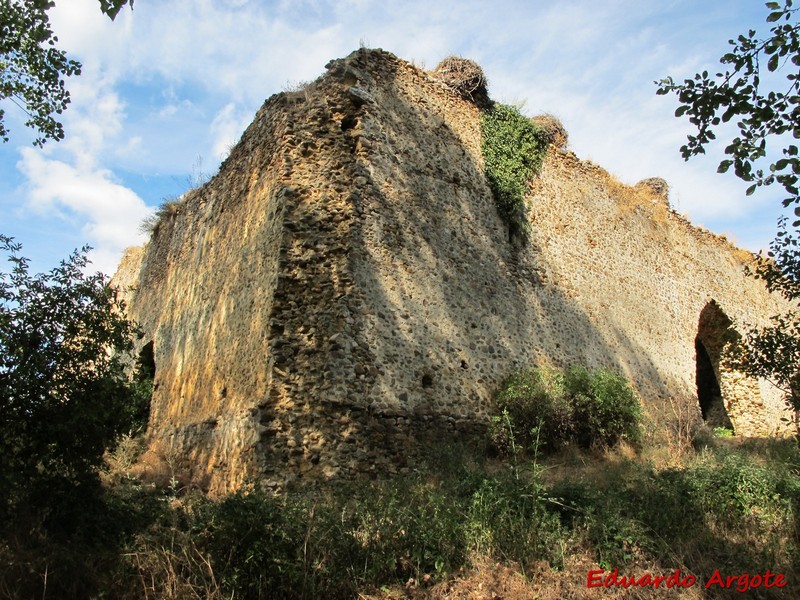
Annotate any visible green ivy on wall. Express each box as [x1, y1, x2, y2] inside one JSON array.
[[480, 103, 548, 245]]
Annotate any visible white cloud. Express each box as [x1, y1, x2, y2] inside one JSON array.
[[61, 81, 127, 169], [49, 0, 133, 72], [117, 135, 143, 159], [18, 149, 151, 275], [210, 103, 250, 161]]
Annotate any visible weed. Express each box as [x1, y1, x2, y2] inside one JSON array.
[[282, 80, 315, 104], [139, 156, 213, 238], [465, 475, 564, 570], [603, 171, 672, 227], [713, 426, 735, 437], [139, 196, 186, 236]]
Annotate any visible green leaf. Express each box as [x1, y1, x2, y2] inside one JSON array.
[[718, 160, 734, 173], [768, 53, 781, 71], [746, 184, 758, 195], [98, 0, 134, 20]]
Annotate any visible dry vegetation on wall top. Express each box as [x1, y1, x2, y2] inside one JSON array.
[[598, 170, 672, 226], [139, 196, 187, 236], [634, 177, 670, 201], [530, 113, 569, 149], [432, 55, 490, 107]]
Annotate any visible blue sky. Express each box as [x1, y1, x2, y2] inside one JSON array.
[[0, 0, 789, 275]]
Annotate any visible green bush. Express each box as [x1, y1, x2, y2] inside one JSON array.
[[491, 368, 573, 453], [0, 236, 149, 530], [341, 478, 467, 585], [567, 367, 642, 448], [480, 103, 548, 244], [686, 452, 786, 527], [491, 366, 642, 455], [198, 492, 307, 597]]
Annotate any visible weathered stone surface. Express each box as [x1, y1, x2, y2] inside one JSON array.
[[111, 49, 795, 495]]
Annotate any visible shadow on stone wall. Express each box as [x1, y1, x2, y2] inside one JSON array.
[[254, 49, 694, 489]]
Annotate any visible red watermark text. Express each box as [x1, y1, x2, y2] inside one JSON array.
[[587, 568, 787, 592]]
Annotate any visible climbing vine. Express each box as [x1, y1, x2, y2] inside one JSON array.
[[480, 103, 548, 244]]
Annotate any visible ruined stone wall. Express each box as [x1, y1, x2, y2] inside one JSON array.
[[254, 50, 497, 489], [525, 154, 792, 435], [112, 94, 298, 492], [113, 49, 795, 494]]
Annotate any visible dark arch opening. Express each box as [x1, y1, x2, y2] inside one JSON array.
[[130, 340, 156, 432], [137, 340, 156, 382], [695, 302, 735, 431]]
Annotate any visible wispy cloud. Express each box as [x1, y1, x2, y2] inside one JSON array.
[[18, 149, 150, 274]]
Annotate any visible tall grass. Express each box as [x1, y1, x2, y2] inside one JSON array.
[[3, 439, 799, 598]]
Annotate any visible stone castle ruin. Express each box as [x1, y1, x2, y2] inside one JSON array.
[[112, 49, 795, 495]]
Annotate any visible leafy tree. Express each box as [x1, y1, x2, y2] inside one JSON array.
[[0, 235, 148, 527], [0, 0, 133, 146], [657, 1, 800, 409]]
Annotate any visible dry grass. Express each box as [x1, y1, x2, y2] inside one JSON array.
[[661, 398, 707, 467], [283, 80, 315, 104], [359, 557, 547, 600], [128, 438, 191, 491], [602, 171, 672, 228], [139, 197, 187, 237], [102, 433, 148, 484], [635, 177, 669, 200], [120, 529, 221, 600], [361, 550, 706, 600], [733, 246, 757, 265]]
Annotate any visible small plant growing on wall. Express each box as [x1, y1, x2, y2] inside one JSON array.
[[139, 196, 187, 237], [479, 103, 548, 245], [139, 156, 212, 238]]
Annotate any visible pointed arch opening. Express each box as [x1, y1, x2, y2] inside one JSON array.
[[695, 301, 735, 431]]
